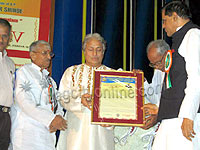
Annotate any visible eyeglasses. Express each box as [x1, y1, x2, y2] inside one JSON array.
[[149, 54, 165, 68], [33, 51, 55, 57]]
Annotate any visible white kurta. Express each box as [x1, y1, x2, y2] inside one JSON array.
[[10, 63, 64, 150], [57, 64, 114, 150], [153, 28, 200, 150], [144, 69, 165, 106]]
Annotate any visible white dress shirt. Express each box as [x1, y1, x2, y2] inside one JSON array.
[[0, 50, 15, 107]]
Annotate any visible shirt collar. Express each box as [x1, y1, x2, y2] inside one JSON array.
[[84, 63, 103, 70], [176, 26, 182, 31], [31, 63, 49, 76], [0, 50, 8, 58]]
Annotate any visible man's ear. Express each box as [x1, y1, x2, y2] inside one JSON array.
[[172, 12, 178, 21], [30, 52, 36, 62]]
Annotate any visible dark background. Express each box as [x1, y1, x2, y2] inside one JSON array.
[[52, 0, 200, 85]]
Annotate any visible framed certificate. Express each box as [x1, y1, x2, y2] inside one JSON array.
[[91, 70, 144, 126]]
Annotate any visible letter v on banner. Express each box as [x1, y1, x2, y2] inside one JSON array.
[[12, 31, 24, 43], [2, 0, 52, 68]]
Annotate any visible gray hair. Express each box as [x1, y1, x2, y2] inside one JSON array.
[[147, 40, 170, 55], [82, 33, 106, 52], [162, 1, 191, 19], [29, 40, 51, 52]]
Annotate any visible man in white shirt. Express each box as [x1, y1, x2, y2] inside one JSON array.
[[57, 33, 114, 150], [0, 18, 15, 150], [152, 1, 200, 150], [143, 39, 168, 129], [10, 40, 67, 150]]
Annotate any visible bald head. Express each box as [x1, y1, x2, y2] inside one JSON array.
[[147, 40, 170, 71]]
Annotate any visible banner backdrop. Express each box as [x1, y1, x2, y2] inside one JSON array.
[[0, 0, 51, 68]]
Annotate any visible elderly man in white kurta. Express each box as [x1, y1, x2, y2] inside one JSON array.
[[10, 40, 67, 150], [56, 33, 114, 150]]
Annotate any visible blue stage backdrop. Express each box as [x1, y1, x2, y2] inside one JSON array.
[[52, 0, 91, 84], [94, 0, 124, 70]]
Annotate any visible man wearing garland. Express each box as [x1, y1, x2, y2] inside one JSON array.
[[153, 1, 200, 149], [57, 33, 114, 150]]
